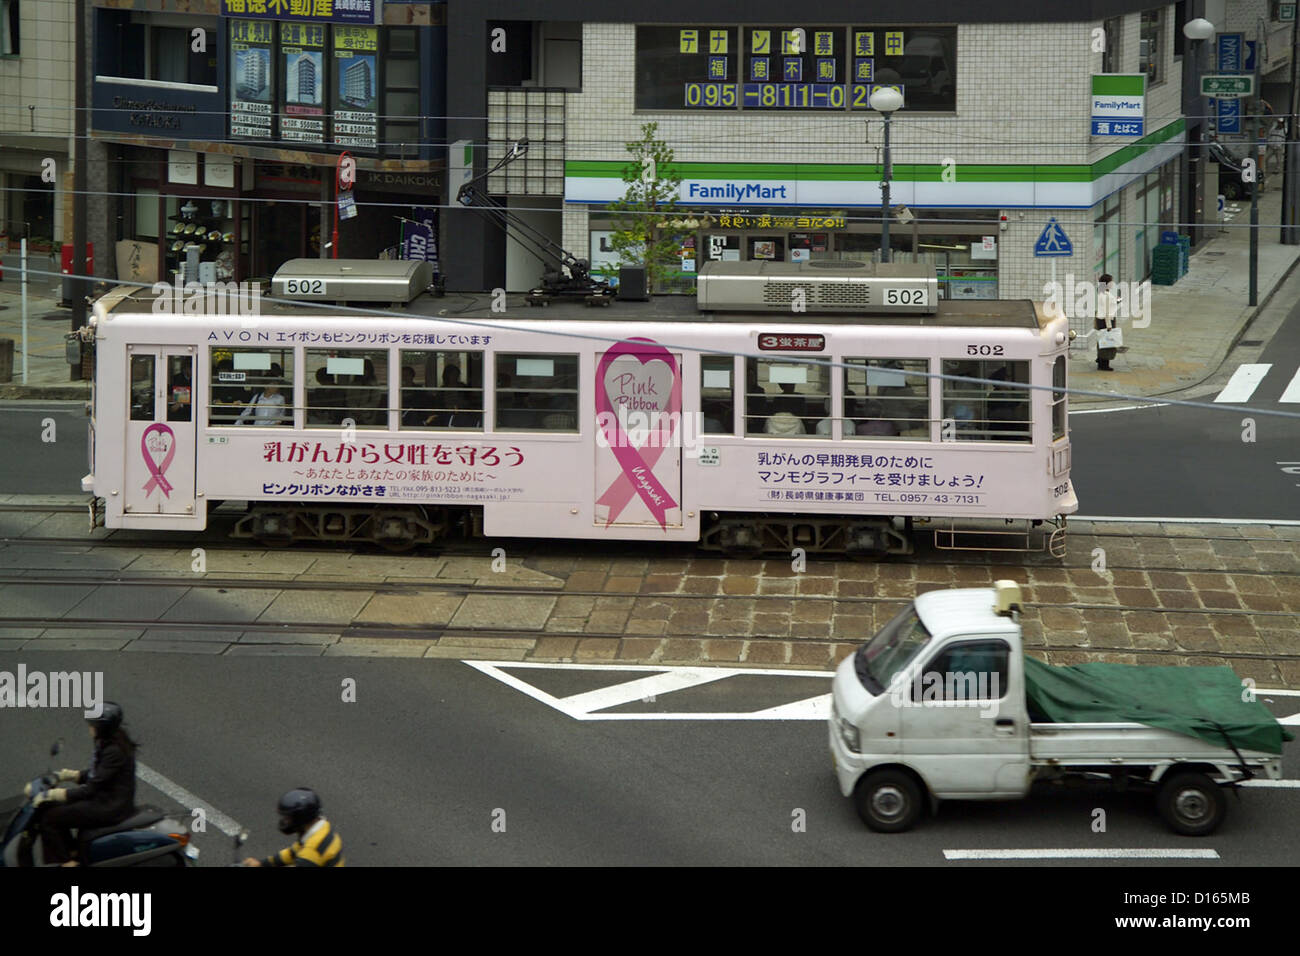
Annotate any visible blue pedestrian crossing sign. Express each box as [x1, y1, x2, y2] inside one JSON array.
[[1033, 218, 1073, 257]]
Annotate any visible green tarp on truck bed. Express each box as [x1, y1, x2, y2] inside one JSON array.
[[1024, 657, 1294, 756]]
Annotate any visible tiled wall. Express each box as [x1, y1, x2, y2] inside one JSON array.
[[562, 10, 1186, 297], [0, 0, 74, 138]]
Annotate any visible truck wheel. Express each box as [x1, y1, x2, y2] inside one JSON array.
[[855, 770, 923, 833], [1157, 772, 1226, 836]]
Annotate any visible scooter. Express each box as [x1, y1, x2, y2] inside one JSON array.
[[0, 741, 198, 867]]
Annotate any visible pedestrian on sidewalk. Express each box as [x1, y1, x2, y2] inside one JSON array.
[[1095, 273, 1119, 372], [1267, 119, 1286, 178]]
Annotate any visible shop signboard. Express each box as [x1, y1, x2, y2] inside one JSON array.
[[400, 207, 439, 274], [230, 19, 275, 140], [219, 0, 379, 25], [280, 22, 326, 144], [332, 25, 379, 149], [1090, 74, 1145, 136]]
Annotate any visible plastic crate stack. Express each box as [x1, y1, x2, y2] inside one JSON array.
[[1152, 231, 1189, 285]]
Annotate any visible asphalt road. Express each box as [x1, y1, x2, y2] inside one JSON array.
[[1069, 296, 1300, 520], [2, 652, 1296, 866], [0, 402, 87, 495]]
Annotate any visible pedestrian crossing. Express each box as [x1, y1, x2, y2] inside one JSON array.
[[1212, 363, 1300, 404]]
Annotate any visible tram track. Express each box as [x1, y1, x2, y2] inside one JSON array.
[[1, 537, 1296, 587], [3, 616, 1298, 665], [1, 572, 1296, 620]]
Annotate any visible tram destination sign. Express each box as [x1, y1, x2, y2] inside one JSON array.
[[1201, 75, 1254, 96]]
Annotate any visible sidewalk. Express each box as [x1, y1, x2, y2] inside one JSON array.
[[0, 253, 84, 399], [1068, 184, 1300, 404]]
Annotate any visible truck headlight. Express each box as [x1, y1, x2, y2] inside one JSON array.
[[838, 716, 860, 753]]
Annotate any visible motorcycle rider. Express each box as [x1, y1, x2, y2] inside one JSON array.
[[243, 788, 345, 867], [26, 701, 137, 866]]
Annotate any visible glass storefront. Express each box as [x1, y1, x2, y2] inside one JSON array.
[[587, 207, 998, 294]]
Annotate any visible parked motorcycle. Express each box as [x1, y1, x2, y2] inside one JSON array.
[[1, 741, 198, 867]]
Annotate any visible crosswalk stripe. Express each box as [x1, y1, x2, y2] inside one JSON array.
[[1214, 364, 1272, 403], [1280, 367, 1300, 404]]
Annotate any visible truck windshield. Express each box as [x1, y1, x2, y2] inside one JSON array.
[[854, 603, 931, 694]]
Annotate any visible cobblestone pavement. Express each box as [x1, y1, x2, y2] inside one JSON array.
[[2, 502, 1298, 688]]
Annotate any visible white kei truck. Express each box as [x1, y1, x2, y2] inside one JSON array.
[[829, 582, 1291, 835]]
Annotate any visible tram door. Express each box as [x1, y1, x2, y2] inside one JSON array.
[[123, 346, 197, 517], [594, 347, 683, 530]]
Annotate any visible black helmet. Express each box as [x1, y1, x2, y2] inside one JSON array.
[[277, 788, 321, 834], [87, 701, 124, 736]]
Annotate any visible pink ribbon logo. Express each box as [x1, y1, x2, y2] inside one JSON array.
[[595, 339, 681, 529], [140, 423, 175, 498]]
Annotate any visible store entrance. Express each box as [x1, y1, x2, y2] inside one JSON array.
[[254, 200, 310, 278]]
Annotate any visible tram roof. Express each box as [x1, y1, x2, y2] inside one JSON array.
[[98, 285, 1048, 330]]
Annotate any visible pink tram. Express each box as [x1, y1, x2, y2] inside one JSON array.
[[79, 259, 1077, 556]]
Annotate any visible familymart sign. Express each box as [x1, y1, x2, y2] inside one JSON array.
[[1092, 74, 1145, 137]]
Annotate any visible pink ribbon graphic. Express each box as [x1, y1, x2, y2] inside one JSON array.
[[140, 423, 176, 498], [595, 338, 681, 529]]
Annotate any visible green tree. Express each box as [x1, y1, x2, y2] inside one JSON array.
[[603, 122, 683, 290]]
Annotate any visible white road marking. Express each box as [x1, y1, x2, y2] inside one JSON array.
[[463, 660, 833, 720], [750, 694, 832, 719], [136, 762, 243, 836], [944, 848, 1220, 860], [559, 669, 733, 714], [1071, 403, 1169, 415], [1240, 780, 1300, 788], [1213, 364, 1272, 403], [1278, 712, 1300, 725], [1280, 368, 1300, 403]]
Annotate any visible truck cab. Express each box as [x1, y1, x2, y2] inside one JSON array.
[[830, 582, 1288, 834]]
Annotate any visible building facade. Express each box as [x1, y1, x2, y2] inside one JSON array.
[[86, 0, 447, 286], [0, 0, 74, 270], [445, 0, 1292, 316]]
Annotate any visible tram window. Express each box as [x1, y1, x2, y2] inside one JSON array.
[[843, 358, 930, 440], [701, 356, 735, 434], [495, 353, 579, 432], [941, 359, 1031, 443], [305, 349, 387, 429], [745, 358, 830, 438], [166, 356, 192, 423], [129, 355, 155, 422], [398, 350, 484, 430], [1052, 355, 1066, 440], [209, 348, 293, 427]]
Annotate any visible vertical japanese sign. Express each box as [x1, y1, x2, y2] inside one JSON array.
[[280, 22, 326, 144], [400, 207, 439, 273], [1090, 74, 1145, 136], [332, 25, 379, 149], [229, 19, 274, 140], [1215, 32, 1244, 134]]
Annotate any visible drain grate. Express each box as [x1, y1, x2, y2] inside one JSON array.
[[1239, 339, 1263, 347]]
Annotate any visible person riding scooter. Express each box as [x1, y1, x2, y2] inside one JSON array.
[[243, 788, 345, 867], [26, 702, 137, 866]]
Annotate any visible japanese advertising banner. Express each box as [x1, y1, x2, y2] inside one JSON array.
[[400, 207, 439, 273], [230, 20, 275, 140], [280, 22, 326, 144], [332, 25, 379, 149], [220, 0, 379, 26]]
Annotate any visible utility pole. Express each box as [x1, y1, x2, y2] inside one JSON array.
[[70, 0, 87, 380], [1283, 4, 1300, 243]]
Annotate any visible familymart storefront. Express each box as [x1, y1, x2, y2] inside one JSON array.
[[563, 121, 1186, 298]]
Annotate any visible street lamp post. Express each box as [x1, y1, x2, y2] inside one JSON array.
[[870, 87, 904, 264], [1183, 17, 1215, 249]]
